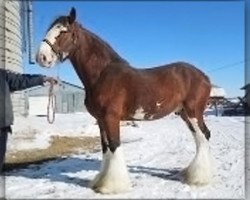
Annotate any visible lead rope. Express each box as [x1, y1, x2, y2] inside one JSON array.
[[47, 82, 56, 124]]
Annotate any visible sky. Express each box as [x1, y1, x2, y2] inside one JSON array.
[[24, 1, 245, 97]]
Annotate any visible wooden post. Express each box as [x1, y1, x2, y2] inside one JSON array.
[[214, 100, 218, 116]]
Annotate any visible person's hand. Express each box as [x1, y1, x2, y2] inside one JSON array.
[[43, 76, 58, 85]]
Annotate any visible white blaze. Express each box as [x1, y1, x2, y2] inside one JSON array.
[[45, 24, 67, 44]]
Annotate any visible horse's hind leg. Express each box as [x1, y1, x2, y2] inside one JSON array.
[[197, 114, 211, 140], [195, 97, 211, 140], [90, 114, 131, 194], [179, 109, 195, 133], [182, 102, 213, 185], [180, 103, 211, 140]]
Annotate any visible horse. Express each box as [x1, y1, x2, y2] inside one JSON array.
[[36, 7, 213, 194]]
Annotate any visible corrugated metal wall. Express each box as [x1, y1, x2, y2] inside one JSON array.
[[0, 0, 27, 116], [26, 82, 86, 114], [55, 82, 86, 113], [60, 92, 85, 113]]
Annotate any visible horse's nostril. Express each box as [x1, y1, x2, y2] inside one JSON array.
[[42, 54, 47, 63]]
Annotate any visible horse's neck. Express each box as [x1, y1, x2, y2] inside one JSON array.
[[69, 26, 127, 90], [69, 48, 108, 89]]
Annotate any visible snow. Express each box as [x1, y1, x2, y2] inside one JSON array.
[[2, 112, 245, 199]]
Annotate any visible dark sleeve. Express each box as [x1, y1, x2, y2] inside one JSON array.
[[5, 70, 45, 92]]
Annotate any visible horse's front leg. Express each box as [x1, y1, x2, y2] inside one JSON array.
[[90, 114, 131, 194], [89, 121, 108, 188]]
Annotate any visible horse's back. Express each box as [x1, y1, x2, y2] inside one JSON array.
[[141, 62, 210, 83], [136, 61, 211, 95], [159, 62, 212, 102]]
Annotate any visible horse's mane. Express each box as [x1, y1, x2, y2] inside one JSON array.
[[47, 16, 69, 31], [48, 15, 129, 65], [78, 24, 129, 65]]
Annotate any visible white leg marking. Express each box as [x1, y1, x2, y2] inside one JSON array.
[[90, 146, 131, 194], [89, 151, 109, 188], [184, 118, 213, 185], [132, 107, 146, 120]]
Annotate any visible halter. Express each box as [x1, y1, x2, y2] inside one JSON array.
[[43, 38, 64, 62]]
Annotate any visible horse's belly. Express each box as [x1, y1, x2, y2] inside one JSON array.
[[130, 111, 166, 121], [127, 104, 182, 121]]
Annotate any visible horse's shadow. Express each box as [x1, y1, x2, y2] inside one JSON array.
[[129, 165, 183, 182], [5, 157, 183, 188], [5, 157, 101, 188]]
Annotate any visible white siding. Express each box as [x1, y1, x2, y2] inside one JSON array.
[[0, 0, 4, 68], [0, 0, 27, 116], [5, 0, 22, 72]]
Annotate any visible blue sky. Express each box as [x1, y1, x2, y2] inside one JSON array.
[[24, 1, 244, 97]]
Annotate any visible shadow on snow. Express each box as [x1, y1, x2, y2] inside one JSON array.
[[5, 156, 183, 188]]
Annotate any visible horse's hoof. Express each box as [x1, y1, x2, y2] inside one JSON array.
[[90, 173, 131, 194], [91, 182, 131, 194], [182, 167, 212, 186]]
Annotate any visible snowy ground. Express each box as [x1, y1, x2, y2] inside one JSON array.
[[2, 111, 245, 199]]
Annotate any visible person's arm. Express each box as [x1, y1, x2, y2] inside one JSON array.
[[4, 70, 56, 92]]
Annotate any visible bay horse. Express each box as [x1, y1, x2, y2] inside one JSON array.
[[36, 8, 213, 194]]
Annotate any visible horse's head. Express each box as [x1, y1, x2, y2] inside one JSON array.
[[36, 7, 78, 68]]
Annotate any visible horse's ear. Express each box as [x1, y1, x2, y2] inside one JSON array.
[[68, 7, 76, 24]]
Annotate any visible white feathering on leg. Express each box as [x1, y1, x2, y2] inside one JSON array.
[[184, 118, 213, 185], [90, 146, 131, 194], [89, 151, 109, 188]]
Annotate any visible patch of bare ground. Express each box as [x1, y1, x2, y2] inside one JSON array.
[[4, 136, 101, 171]]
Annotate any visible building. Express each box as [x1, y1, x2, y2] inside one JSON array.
[[24, 80, 86, 116], [0, 0, 34, 116], [241, 83, 250, 108], [209, 84, 226, 116], [210, 84, 226, 98]]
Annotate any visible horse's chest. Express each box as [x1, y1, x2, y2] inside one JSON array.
[[84, 94, 100, 116], [84, 91, 114, 116]]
